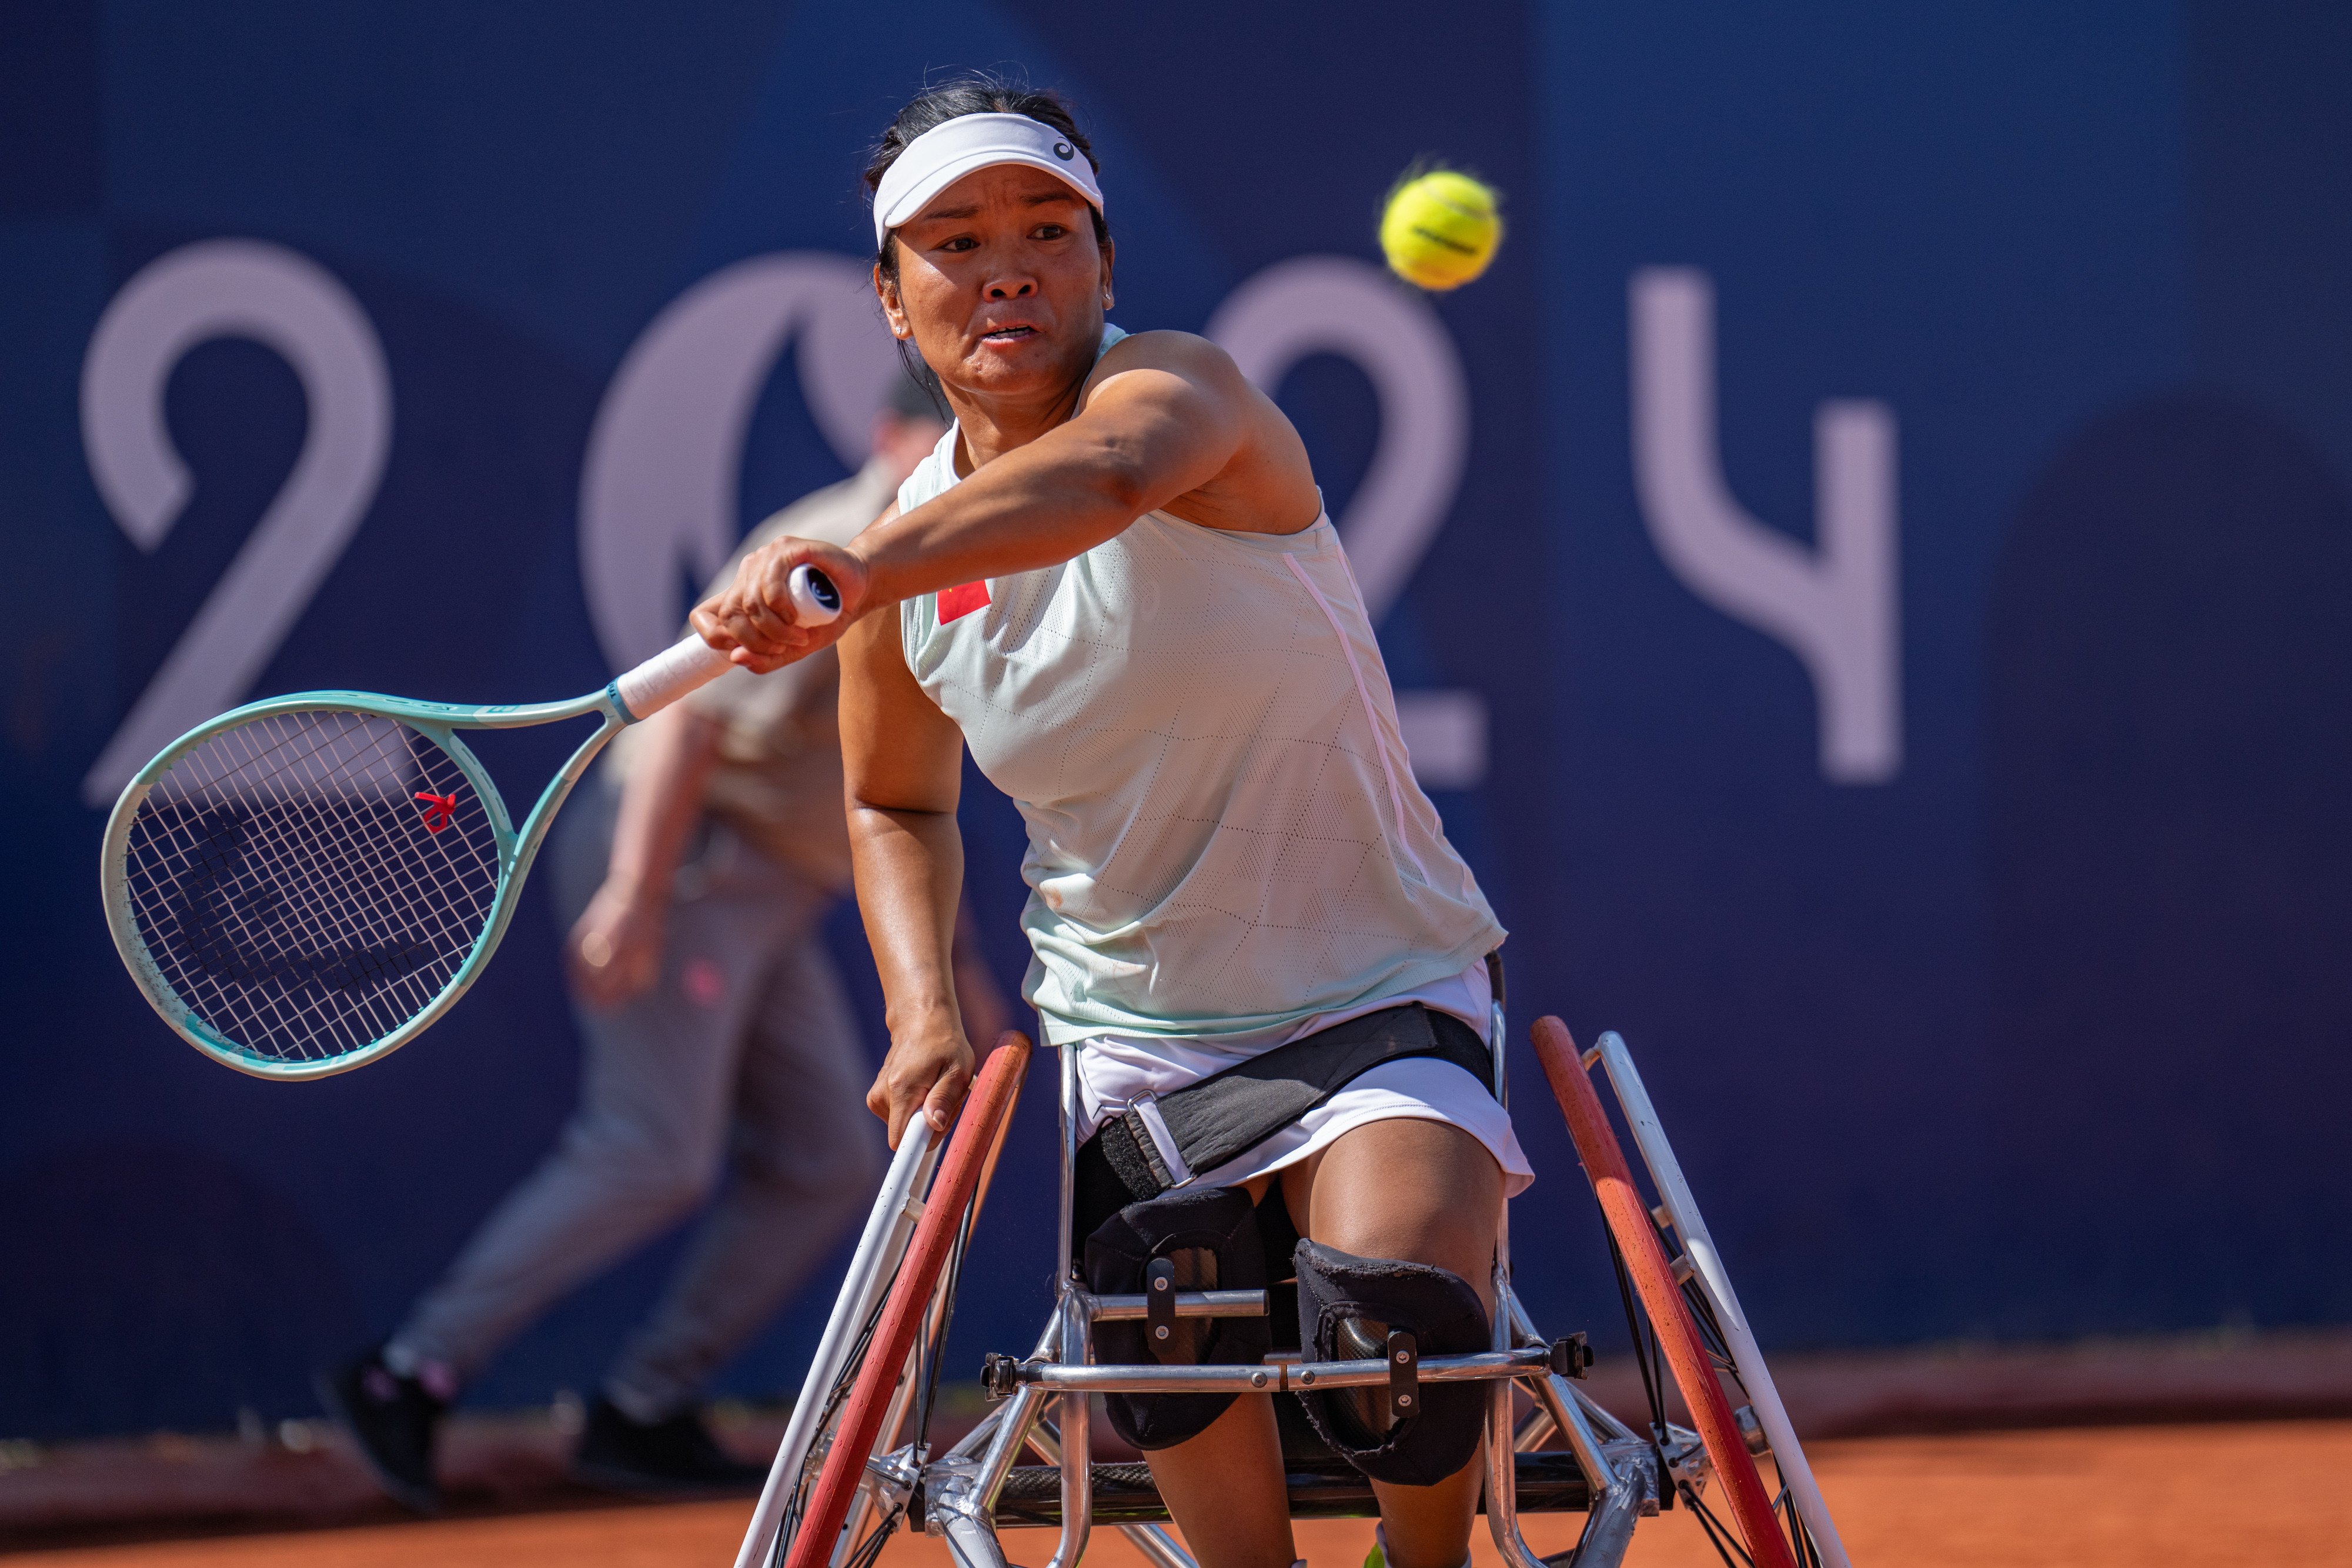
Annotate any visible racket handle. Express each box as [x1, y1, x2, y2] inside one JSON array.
[[613, 564, 840, 721], [612, 635, 732, 721], [787, 563, 843, 625]]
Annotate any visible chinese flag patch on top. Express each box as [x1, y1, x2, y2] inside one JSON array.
[[938, 580, 991, 624]]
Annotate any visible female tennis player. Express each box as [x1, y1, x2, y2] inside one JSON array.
[[694, 77, 1525, 1568]]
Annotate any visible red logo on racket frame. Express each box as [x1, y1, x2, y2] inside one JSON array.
[[413, 791, 459, 833]]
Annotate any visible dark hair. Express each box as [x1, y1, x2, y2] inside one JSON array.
[[864, 71, 1111, 282]]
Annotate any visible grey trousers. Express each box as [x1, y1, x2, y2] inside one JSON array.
[[388, 779, 885, 1421]]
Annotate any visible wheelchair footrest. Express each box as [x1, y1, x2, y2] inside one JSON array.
[[988, 1452, 1594, 1526]]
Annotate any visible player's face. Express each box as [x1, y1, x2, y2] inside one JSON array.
[[878, 163, 1111, 407]]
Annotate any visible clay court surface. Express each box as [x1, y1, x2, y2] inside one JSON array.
[[8, 1421, 2346, 1568]]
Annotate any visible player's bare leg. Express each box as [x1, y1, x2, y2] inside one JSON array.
[[1290, 1119, 1504, 1568], [1145, 1120, 1503, 1568], [1141, 1393, 1298, 1568]]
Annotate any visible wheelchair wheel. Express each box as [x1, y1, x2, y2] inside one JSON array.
[[1532, 1016, 1800, 1568], [729, 1034, 1031, 1568], [1590, 1029, 1850, 1568], [771, 1034, 1033, 1568]]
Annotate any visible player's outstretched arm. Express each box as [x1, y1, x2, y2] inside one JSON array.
[[847, 332, 1290, 595], [693, 333, 1317, 672], [838, 589, 976, 1147]]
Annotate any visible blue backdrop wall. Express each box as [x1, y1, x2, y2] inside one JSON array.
[[4, 2, 2348, 1439]]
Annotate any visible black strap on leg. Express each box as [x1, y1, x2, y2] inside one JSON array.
[[1083, 1185, 1271, 1450], [1083, 1002, 1495, 1204], [1294, 1239, 1489, 1486]]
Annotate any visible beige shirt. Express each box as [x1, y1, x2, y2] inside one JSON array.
[[604, 460, 894, 894]]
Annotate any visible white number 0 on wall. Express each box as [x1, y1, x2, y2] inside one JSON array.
[[577, 250, 1486, 785]]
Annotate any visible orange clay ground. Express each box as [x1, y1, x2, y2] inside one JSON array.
[[8, 1421, 2348, 1568]]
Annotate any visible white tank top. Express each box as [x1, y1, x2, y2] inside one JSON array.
[[896, 331, 1505, 1048]]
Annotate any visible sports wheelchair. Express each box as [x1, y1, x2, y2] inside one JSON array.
[[728, 979, 1850, 1568]]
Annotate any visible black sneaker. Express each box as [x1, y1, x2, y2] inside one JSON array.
[[316, 1348, 446, 1514], [571, 1398, 767, 1496]]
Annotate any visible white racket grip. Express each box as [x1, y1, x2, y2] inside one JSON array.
[[612, 635, 732, 722]]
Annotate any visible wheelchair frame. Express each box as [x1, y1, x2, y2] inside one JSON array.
[[731, 990, 1847, 1568]]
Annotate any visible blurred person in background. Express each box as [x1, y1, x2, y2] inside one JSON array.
[[321, 376, 1003, 1511]]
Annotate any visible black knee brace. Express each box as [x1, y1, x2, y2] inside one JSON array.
[[1292, 1239, 1489, 1487], [1082, 1185, 1271, 1450]]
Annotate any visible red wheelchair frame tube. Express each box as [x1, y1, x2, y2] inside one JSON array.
[[783, 1032, 1034, 1568], [1532, 1016, 1798, 1568]]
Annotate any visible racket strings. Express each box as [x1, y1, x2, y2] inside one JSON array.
[[122, 710, 504, 1064], [132, 717, 492, 1054], [175, 717, 494, 1043], [133, 724, 448, 1049]]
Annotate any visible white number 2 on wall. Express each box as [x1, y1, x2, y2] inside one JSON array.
[[80, 238, 393, 805]]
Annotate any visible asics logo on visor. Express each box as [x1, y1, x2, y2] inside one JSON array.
[[1054, 141, 1074, 160]]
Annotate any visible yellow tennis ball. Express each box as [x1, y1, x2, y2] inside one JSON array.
[[1379, 169, 1504, 291]]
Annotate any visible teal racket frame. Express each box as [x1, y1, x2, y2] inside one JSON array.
[[102, 671, 663, 1080], [100, 567, 838, 1081]]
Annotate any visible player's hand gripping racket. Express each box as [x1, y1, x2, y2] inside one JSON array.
[[99, 565, 841, 1080]]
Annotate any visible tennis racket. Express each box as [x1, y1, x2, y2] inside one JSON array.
[[99, 564, 841, 1081]]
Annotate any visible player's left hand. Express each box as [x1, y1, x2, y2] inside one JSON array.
[[691, 535, 871, 673], [868, 1010, 974, 1149]]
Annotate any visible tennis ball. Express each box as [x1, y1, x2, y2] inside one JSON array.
[[1379, 169, 1504, 291]]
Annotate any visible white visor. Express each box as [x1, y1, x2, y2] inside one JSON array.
[[871, 112, 1105, 250]]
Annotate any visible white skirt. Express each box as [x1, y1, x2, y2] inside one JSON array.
[[1068, 960, 1536, 1198]]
